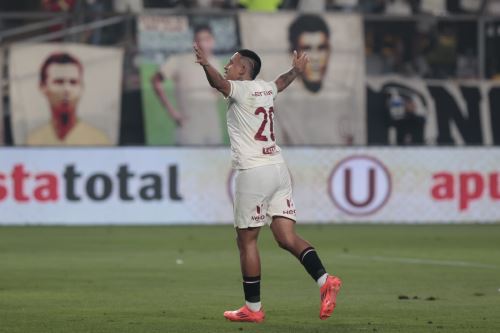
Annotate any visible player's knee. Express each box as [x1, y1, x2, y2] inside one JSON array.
[[236, 234, 256, 252]]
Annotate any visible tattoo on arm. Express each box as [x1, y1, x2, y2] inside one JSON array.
[[275, 68, 297, 92], [201, 63, 230, 96], [202, 66, 221, 87]]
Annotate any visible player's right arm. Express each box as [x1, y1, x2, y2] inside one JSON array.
[[151, 72, 184, 126], [274, 50, 308, 93], [193, 43, 231, 97]]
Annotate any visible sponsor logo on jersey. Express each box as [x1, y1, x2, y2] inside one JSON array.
[[262, 145, 277, 155]]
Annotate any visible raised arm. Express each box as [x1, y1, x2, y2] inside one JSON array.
[[274, 50, 308, 93], [193, 42, 231, 97]]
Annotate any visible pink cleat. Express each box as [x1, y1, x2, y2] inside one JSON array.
[[319, 275, 342, 320], [223, 305, 265, 323]]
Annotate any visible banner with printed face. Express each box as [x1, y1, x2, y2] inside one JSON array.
[[239, 13, 366, 145], [1, 147, 499, 224], [8, 43, 123, 146], [138, 14, 239, 146], [366, 75, 500, 145]]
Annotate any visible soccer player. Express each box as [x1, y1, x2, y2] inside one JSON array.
[[193, 43, 342, 322]]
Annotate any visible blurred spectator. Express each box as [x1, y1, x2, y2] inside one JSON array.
[[384, 0, 412, 15], [485, 20, 500, 79], [420, 0, 448, 15], [41, 0, 76, 41], [182, 0, 236, 8], [456, 48, 478, 78], [114, 0, 143, 13], [448, 0, 485, 14], [358, 0, 386, 13], [364, 21, 416, 75], [238, 0, 282, 11], [84, 0, 108, 45], [42, 0, 76, 12], [380, 33, 405, 73], [143, 0, 181, 8], [365, 30, 385, 74], [424, 25, 457, 78], [330, 0, 358, 11], [485, 0, 500, 14], [387, 89, 426, 145], [295, 0, 327, 12]]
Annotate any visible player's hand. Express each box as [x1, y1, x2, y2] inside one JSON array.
[[292, 50, 308, 74], [193, 42, 209, 66], [168, 108, 186, 127], [174, 115, 184, 127]]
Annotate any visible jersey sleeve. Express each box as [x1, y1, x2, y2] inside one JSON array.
[[228, 80, 248, 102]]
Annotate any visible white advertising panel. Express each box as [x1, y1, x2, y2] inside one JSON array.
[[0, 148, 499, 224]]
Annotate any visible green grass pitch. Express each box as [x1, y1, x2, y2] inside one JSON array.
[[1, 224, 499, 333]]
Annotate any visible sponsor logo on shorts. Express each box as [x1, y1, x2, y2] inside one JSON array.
[[252, 204, 266, 221], [283, 198, 296, 215]]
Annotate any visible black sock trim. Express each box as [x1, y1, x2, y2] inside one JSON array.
[[243, 275, 261, 283], [243, 276, 261, 303], [299, 246, 315, 262], [299, 247, 327, 281]]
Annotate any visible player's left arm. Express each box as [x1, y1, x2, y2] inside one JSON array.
[[274, 50, 308, 93], [193, 42, 231, 97]]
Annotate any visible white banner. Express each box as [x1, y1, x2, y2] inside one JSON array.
[[9, 43, 123, 146], [0, 148, 499, 224]]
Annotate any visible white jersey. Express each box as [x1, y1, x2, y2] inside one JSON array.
[[227, 79, 285, 169]]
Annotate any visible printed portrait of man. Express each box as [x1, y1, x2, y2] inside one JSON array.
[[26, 52, 111, 145], [288, 13, 331, 93], [271, 13, 365, 145]]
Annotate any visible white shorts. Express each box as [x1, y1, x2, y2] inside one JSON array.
[[233, 163, 297, 229]]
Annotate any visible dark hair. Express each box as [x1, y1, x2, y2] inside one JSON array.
[[237, 49, 261, 79], [194, 23, 212, 36], [288, 14, 330, 52], [40, 52, 83, 85]]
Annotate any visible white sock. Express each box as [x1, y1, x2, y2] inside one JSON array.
[[316, 273, 328, 288], [245, 301, 261, 312]]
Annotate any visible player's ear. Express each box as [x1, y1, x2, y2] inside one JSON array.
[[239, 62, 247, 77]]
